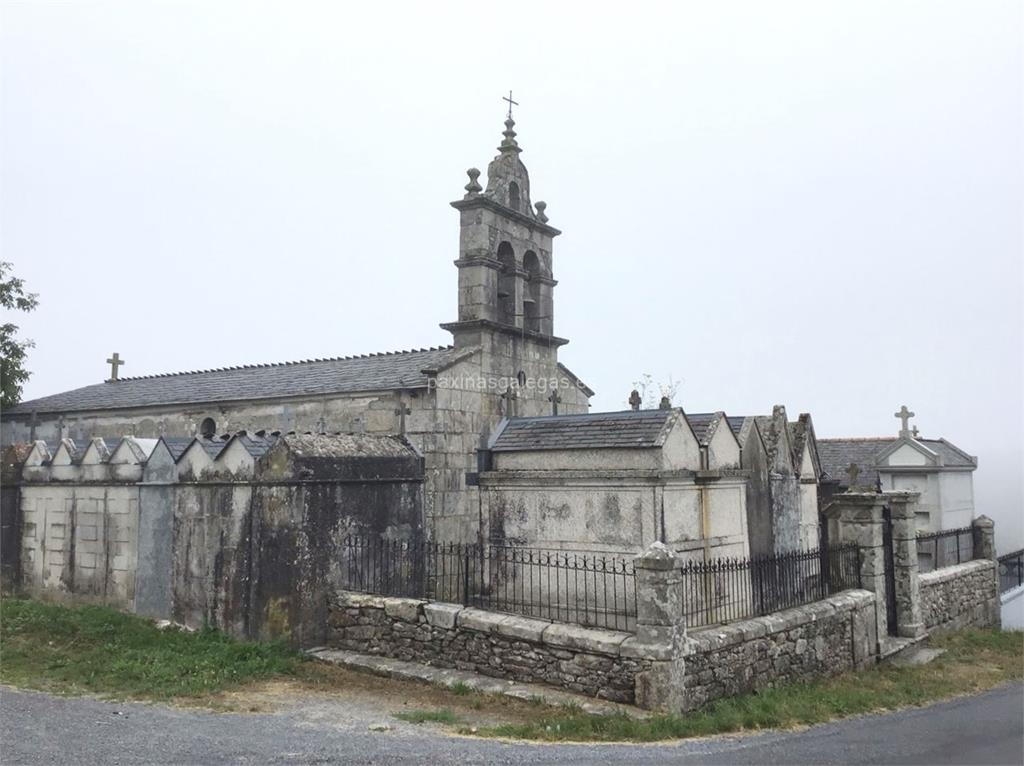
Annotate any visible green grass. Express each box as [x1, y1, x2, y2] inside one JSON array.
[[395, 708, 463, 724], [465, 629, 1024, 742], [3, 598, 1020, 743], [0, 598, 300, 700]]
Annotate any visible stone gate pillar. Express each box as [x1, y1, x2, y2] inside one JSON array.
[[823, 493, 888, 645], [972, 515, 1002, 628], [884, 491, 925, 638], [629, 542, 687, 712], [972, 515, 997, 562]]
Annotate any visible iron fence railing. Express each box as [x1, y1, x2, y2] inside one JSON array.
[[916, 526, 973, 572], [998, 549, 1024, 594], [341, 536, 864, 634], [340, 535, 637, 631], [678, 544, 862, 630]]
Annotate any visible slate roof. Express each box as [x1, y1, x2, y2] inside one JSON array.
[[726, 416, 747, 438], [4, 347, 472, 416], [232, 434, 279, 459], [491, 409, 676, 452], [817, 438, 892, 489], [685, 413, 718, 445], [159, 437, 193, 461], [817, 437, 976, 488], [195, 437, 230, 460]]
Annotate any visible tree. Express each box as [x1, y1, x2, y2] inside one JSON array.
[[1, 262, 39, 410]]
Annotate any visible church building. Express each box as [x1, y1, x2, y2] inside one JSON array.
[[0, 114, 592, 541]]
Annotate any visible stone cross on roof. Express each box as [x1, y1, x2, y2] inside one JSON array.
[[106, 352, 125, 382], [895, 404, 915, 436], [628, 390, 642, 411]]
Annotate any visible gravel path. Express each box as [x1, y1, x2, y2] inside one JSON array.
[[2, 682, 1021, 765]]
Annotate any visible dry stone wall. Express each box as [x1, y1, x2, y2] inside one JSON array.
[[679, 590, 877, 710], [919, 559, 1000, 635], [326, 591, 651, 703]]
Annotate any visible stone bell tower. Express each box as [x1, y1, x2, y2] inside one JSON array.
[[443, 113, 564, 349]]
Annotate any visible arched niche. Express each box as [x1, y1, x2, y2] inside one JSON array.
[[496, 241, 516, 325], [522, 250, 541, 332], [508, 181, 520, 212]]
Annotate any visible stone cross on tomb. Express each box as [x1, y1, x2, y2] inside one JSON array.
[[106, 352, 125, 382], [894, 405, 915, 436], [628, 389, 642, 411], [845, 462, 861, 488], [503, 90, 519, 120]]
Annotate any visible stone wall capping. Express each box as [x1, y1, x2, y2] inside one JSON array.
[[541, 622, 631, 656], [735, 619, 769, 641], [495, 614, 551, 643], [423, 601, 463, 630], [919, 559, 993, 587], [383, 597, 426, 623], [457, 607, 511, 634], [337, 592, 387, 610]]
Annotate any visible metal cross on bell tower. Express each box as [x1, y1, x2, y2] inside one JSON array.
[[502, 90, 519, 120]]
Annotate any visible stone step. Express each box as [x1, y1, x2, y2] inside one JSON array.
[[878, 634, 929, 662], [306, 646, 649, 719], [889, 645, 946, 667]]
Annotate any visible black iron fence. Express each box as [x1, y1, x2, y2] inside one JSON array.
[[340, 536, 865, 633], [340, 535, 637, 631], [998, 549, 1024, 594], [678, 544, 862, 629], [916, 526, 973, 572]]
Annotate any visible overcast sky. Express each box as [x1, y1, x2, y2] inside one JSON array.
[[2, 1, 1021, 546]]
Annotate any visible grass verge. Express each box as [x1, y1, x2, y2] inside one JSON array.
[[0, 598, 300, 700], [3, 598, 1020, 743], [395, 709, 463, 724], [465, 629, 1024, 742]]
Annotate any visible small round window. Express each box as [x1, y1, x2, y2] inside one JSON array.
[[199, 417, 217, 439]]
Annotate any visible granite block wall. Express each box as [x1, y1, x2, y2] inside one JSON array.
[[919, 559, 1000, 635], [326, 591, 651, 703], [679, 590, 878, 710]]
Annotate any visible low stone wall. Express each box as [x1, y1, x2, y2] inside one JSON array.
[[327, 591, 652, 703], [680, 589, 877, 710], [919, 559, 1000, 635]]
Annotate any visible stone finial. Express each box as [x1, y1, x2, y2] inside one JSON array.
[[659, 396, 672, 410], [894, 404, 915, 436], [911, 425, 919, 438], [464, 167, 482, 198], [629, 389, 642, 411], [535, 200, 549, 223], [499, 117, 521, 154], [634, 541, 677, 570]]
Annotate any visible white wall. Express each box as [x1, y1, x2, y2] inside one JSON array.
[[1001, 586, 1024, 630]]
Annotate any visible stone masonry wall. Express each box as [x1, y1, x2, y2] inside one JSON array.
[[327, 591, 651, 703], [680, 590, 878, 711], [919, 559, 1000, 635]]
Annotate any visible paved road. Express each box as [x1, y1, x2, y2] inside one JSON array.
[[2, 683, 1021, 765]]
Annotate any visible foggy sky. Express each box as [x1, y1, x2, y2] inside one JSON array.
[[2, 1, 1021, 547]]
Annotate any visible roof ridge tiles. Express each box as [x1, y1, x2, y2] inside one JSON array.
[[109, 345, 457, 383]]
